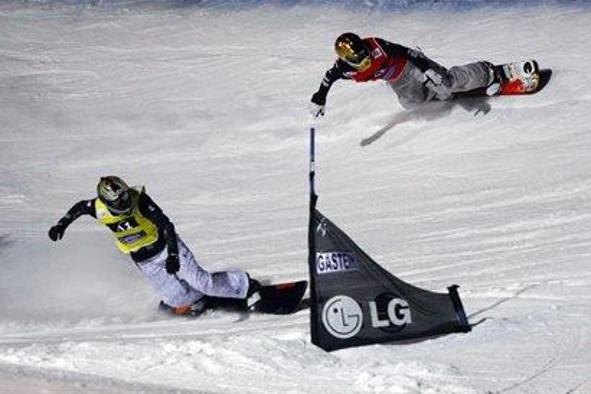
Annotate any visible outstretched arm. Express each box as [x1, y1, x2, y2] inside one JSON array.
[[310, 62, 348, 116], [48, 199, 96, 241]]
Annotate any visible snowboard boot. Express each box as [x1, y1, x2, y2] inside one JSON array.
[[485, 62, 508, 96], [245, 275, 262, 310], [159, 297, 208, 316]]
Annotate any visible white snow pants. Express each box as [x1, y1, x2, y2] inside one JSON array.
[[389, 55, 492, 109], [136, 237, 249, 308]]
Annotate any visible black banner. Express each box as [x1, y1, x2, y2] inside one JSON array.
[[308, 206, 471, 351]]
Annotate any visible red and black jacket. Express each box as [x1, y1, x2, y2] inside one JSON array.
[[312, 37, 432, 105]]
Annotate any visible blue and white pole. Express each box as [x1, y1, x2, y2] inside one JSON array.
[[309, 127, 316, 200]]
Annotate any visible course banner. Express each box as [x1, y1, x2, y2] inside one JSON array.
[[308, 208, 471, 352]]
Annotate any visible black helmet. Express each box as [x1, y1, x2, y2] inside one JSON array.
[[334, 32, 371, 71], [97, 176, 132, 215]]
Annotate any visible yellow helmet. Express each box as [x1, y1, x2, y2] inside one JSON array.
[[335, 32, 371, 71]]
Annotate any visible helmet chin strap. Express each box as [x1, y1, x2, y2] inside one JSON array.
[[102, 196, 133, 216], [105, 204, 131, 216]]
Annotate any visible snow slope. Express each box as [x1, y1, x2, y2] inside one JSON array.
[[1, 1, 590, 392]]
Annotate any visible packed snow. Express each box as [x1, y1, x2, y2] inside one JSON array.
[[0, 1, 590, 392]]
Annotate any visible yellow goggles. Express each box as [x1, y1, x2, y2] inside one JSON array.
[[348, 56, 372, 71], [336, 42, 372, 71]]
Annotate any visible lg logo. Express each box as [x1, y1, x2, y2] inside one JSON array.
[[321, 295, 363, 339], [322, 294, 412, 339], [369, 294, 412, 331]]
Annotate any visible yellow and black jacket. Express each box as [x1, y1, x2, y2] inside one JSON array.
[[55, 188, 178, 262]]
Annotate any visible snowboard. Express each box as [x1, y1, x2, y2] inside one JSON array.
[[496, 60, 546, 95], [159, 280, 308, 317], [457, 60, 551, 98], [252, 280, 308, 315]]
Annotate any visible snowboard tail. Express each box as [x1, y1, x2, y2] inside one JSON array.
[[253, 280, 308, 315]]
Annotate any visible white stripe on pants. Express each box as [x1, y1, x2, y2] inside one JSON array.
[[389, 59, 491, 109], [136, 237, 249, 308]]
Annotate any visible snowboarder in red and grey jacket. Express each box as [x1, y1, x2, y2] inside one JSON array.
[[310, 32, 503, 116]]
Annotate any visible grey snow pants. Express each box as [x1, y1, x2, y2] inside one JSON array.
[[136, 237, 249, 308], [388, 54, 492, 109]]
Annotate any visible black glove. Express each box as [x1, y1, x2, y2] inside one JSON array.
[[311, 91, 326, 106], [48, 224, 66, 241], [310, 92, 326, 118], [165, 253, 180, 274]]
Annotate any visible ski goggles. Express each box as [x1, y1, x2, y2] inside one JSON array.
[[346, 56, 372, 72], [105, 190, 132, 215], [336, 45, 372, 71]]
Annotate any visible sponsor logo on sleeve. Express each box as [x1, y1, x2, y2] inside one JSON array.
[[316, 251, 359, 274]]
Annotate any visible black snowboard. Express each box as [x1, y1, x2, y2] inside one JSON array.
[[252, 280, 308, 315], [159, 280, 308, 316]]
